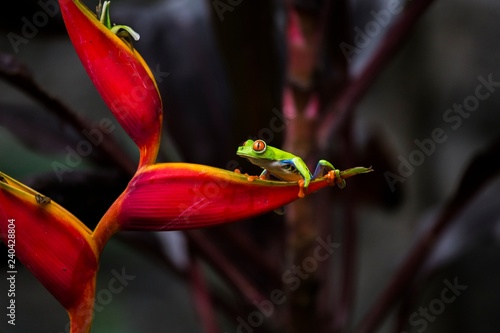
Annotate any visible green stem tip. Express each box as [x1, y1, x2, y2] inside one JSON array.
[[339, 166, 374, 179]]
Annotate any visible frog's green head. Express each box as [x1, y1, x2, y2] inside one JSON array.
[[236, 139, 270, 159]]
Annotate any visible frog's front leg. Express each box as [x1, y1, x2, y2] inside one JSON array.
[[245, 169, 271, 182], [290, 157, 312, 198], [259, 169, 271, 180], [313, 160, 346, 189]]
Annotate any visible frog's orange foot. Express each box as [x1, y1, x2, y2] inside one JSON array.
[[234, 169, 260, 182], [298, 179, 306, 198], [325, 170, 346, 188], [246, 175, 260, 182], [325, 170, 336, 185]]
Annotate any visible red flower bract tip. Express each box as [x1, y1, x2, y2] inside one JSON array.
[[59, 0, 163, 168], [0, 172, 98, 333]]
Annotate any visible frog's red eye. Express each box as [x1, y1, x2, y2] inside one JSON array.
[[253, 140, 266, 153]]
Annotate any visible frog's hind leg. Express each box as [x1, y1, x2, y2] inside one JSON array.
[[312, 160, 334, 177], [313, 160, 346, 189]]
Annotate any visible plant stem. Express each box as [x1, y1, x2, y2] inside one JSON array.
[[0, 52, 136, 175], [317, 0, 437, 147], [355, 137, 500, 333]]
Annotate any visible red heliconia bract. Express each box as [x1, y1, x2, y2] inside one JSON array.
[[91, 162, 344, 251], [0, 173, 98, 333], [59, 0, 163, 168], [119, 163, 335, 230]]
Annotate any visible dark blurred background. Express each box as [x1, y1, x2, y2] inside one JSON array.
[[1, 0, 500, 332]]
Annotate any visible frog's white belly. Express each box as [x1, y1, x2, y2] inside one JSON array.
[[247, 158, 305, 182]]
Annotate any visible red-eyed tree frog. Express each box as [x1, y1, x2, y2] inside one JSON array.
[[237, 139, 361, 198]]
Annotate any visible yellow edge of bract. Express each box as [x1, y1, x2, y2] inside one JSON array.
[[70, 0, 160, 95], [135, 163, 328, 186], [0, 172, 100, 258]]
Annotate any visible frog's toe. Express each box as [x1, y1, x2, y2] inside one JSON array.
[[325, 170, 335, 184], [324, 170, 346, 189], [246, 175, 259, 182], [297, 179, 307, 198]]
